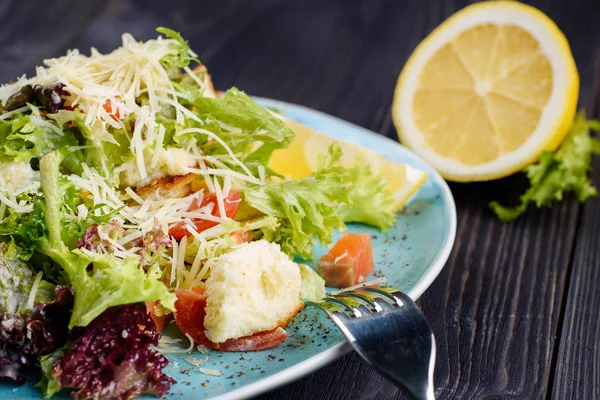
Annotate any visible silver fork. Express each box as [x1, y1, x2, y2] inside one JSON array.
[[307, 286, 436, 400]]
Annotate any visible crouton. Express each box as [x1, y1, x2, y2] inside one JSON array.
[[193, 65, 217, 98], [135, 172, 206, 201], [203, 240, 302, 343]]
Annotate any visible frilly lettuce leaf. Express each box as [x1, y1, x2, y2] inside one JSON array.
[[156, 27, 200, 68], [63, 251, 175, 328], [490, 112, 600, 221], [243, 143, 397, 259], [37, 347, 64, 398], [38, 150, 176, 328], [0, 108, 80, 168], [0, 240, 54, 316], [344, 163, 396, 231], [183, 88, 295, 174], [243, 144, 351, 259], [0, 188, 71, 285]]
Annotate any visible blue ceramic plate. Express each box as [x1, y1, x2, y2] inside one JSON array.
[[5, 98, 456, 400]]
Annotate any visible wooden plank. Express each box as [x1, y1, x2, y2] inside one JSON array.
[[0, 0, 594, 399], [543, 0, 600, 398], [0, 0, 107, 81], [550, 47, 600, 400], [551, 170, 600, 400], [56, 0, 285, 62]]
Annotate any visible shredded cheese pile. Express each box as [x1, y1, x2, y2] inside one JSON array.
[[0, 34, 196, 131], [0, 32, 263, 287]]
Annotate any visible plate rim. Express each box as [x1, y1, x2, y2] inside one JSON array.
[[205, 97, 458, 400]]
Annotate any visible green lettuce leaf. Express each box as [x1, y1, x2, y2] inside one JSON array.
[[0, 240, 54, 316], [0, 165, 117, 281], [490, 112, 600, 221], [65, 251, 177, 328], [344, 164, 396, 231], [156, 27, 200, 68], [38, 150, 176, 328], [50, 109, 133, 184], [184, 88, 295, 174], [37, 347, 65, 398], [298, 264, 326, 301], [243, 143, 398, 258], [243, 144, 351, 259], [0, 109, 79, 166], [0, 190, 71, 285]]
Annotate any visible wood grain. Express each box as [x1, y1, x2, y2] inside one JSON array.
[[0, 1, 599, 399], [0, 0, 107, 81], [551, 57, 600, 400]]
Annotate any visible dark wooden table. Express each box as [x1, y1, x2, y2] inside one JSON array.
[[2, 0, 599, 399]]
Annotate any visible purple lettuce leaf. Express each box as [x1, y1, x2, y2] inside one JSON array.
[[78, 220, 171, 268], [0, 285, 74, 384], [28, 286, 75, 355], [51, 303, 174, 400], [0, 314, 34, 383], [3, 83, 69, 113]]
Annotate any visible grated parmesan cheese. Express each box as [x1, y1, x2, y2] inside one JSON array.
[[158, 336, 183, 345], [154, 333, 195, 354], [170, 238, 179, 285], [199, 367, 221, 377], [196, 345, 209, 354], [183, 356, 209, 366], [26, 272, 43, 310], [176, 236, 188, 288]]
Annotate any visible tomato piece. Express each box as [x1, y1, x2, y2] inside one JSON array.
[[169, 190, 241, 240], [230, 230, 253, 244], [318, 233, 374, 288], [174, 288, 211, 346], [103, 99, 123, 120], [174, 288, 288, 351], [209, 327, 289, 352], [145, 301, 171, 334]]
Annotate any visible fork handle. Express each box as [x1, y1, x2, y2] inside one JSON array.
[[358, 333, 436, 400]]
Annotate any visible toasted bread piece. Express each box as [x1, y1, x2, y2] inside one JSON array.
[[277, 301, 304, 329], [203, 240, 302, 343], [193, 65, 217, 98], [135, 173, 207, 201]]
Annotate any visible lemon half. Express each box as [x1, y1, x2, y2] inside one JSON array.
[[393, 1, 579, 182]]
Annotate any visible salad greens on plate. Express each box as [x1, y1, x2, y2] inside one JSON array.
[[0, 28, 405, 399]]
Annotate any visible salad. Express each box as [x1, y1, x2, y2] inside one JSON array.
[[0, 28, 412, 399]]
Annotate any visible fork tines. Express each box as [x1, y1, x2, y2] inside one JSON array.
[[309, 286, 408, 318], [307, 286, 436, 400]]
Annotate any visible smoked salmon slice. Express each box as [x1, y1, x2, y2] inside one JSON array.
[[318, 232, 374, 288]]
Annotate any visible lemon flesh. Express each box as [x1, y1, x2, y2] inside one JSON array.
[[393, 1, 579, 182], [269, 116, 428, 211]]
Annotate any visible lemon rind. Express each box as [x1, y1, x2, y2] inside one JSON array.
[[392, 1, 579, 182]]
